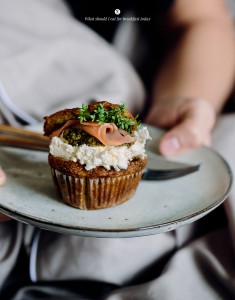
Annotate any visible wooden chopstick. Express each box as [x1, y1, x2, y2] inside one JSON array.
[[0, 124, 48, 141], [0, 136, 49, 152], [0, 124, 49, 152]]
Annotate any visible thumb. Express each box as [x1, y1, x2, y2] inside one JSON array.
[[158, 103, 215, 156], [159, 122, 210, 156]]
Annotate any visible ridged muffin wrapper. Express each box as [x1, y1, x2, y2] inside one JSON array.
[[51, 168, 143, 210]]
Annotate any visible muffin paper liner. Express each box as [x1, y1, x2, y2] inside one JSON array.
[[51, 168, 142, 210]]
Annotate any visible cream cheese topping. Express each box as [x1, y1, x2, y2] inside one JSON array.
[[49, 127, 151, 171]]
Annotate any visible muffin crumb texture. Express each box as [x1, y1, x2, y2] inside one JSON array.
[[44, 101, 150, 210]]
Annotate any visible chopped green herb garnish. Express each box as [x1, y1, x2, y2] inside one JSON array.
[[78, 103, 140, 133], [78, 104, 90, 123]]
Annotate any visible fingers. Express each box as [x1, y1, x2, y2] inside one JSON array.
[[0, 167, 6, 186], [0, 167, 11, 221], [158, 99, 216, 156], [144, 100, 179, 128], [159, 121, 211, 155]]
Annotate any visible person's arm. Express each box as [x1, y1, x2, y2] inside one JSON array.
[[145, 0, 235, 155]]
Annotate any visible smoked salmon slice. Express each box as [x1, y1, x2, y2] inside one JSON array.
[[80, 122, 135, 146], [50, 121, 135, 146], [49, 120, 80, 138]]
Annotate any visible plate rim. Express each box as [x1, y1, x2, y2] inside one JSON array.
[[0, 147, 232, 236], [0, 121, 233, 237]]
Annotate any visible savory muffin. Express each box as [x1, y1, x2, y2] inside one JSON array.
[[44, 101, 151, 210]]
